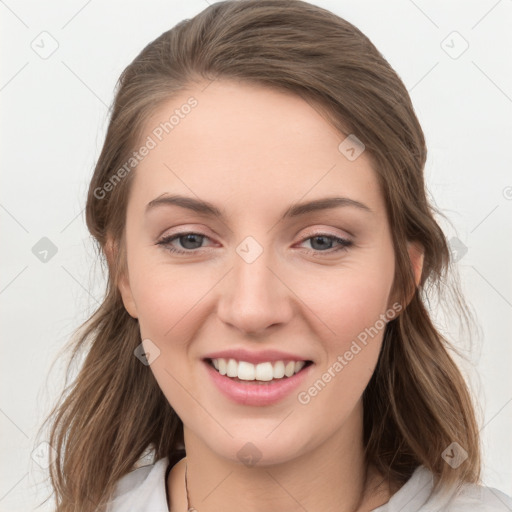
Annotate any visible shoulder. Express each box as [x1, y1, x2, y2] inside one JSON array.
[[408, 466, 512, 512], [105, 457, 170, 512], [440, 481, 512, 511], [376, 465, 512, 512]]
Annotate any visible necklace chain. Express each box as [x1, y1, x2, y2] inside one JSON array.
[[185, 460, 195, 512]]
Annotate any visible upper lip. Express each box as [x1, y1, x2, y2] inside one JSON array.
[[202, 348, 312, 365]]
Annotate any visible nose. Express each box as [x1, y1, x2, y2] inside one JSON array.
[[216, 245, 294, 336]]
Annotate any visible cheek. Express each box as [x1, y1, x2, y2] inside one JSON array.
[[298, 263, 394, 347], [294, 272, 392, 427], [130, 263, 209, 409], [130, 258, 210, 341]]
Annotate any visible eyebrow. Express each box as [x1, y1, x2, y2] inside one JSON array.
[[145, 194, 373, 221]]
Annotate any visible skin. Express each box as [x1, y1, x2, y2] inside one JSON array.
[[113, 79, 424, 512]]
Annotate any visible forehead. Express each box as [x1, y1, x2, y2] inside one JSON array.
[[130, 79, 384, 217]]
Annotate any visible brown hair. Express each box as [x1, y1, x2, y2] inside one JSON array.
[[37, 1, 482, 510]]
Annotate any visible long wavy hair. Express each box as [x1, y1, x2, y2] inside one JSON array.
[[37, 1, 482, 510]]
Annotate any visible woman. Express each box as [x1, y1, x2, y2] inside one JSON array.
[[40, 1, 512, 511]]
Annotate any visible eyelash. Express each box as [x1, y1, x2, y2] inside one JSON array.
[[156, 231, 353, 256]]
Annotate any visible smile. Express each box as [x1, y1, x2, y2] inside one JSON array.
[[203, 357, 314, 406], [208, 358, 312, 381]]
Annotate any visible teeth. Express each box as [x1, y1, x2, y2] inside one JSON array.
[[226, 358, 238, 377], [255, 362, 273, 381], [285, 361, 295, 377], [273, 361, 285, 379], [210, 358, 308, 381]]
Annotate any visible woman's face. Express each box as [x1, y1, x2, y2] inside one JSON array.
[[117, 79, 401, 465]]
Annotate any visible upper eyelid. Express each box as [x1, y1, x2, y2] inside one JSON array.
[[158, 229, 352, 246], [158, 223, 353, 240]]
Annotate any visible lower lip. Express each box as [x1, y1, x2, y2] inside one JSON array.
[[203, 360, 314, 406]]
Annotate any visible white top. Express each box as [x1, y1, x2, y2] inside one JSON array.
[[105, 456, 512, 512]]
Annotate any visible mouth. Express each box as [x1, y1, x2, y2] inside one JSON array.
[[203, 356, 315, 406], [204, 357, 314, 384]]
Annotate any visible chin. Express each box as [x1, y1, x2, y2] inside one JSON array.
[[198, 424, 312, 467]]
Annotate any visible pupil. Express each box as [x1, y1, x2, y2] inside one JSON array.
[[311, 236, 331, 250], [181, 234, 202, 249]]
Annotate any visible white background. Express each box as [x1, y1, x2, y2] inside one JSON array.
[[1, 0, 511, 510]]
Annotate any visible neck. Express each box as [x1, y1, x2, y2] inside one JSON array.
[[168, 409, 391, 512]]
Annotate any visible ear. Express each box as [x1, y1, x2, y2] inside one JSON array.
[[401, 240, 424, 309], [407, 240, 424, 288], [105, 236, 139, 319], [387, 241, 424, 314]]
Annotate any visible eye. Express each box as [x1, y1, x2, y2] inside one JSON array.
[[156, 231, 353, 256], [156, 232, 214, 255], [297, 233, 353, 254]]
